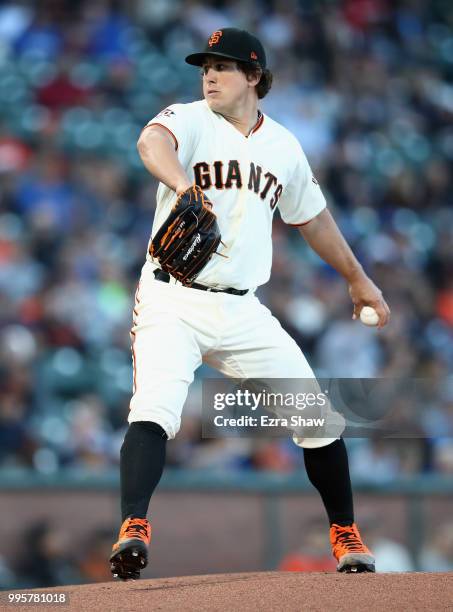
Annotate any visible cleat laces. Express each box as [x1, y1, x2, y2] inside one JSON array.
[[121, 518, 150, 541], [335, 527, 364, 552]]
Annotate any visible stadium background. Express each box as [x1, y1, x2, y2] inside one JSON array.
[[0, 0, 452, 588]]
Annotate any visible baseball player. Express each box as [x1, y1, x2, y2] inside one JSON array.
[[110, 28, 390, 580]]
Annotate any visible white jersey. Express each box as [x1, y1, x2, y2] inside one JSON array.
[[145, 99, 326, 290]]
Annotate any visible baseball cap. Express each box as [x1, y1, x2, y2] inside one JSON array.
[[185, 27, 266, 69]]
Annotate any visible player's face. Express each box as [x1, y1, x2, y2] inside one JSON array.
[[201, 57, 251, 113]]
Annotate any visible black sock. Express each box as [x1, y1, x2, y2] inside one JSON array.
[[303, 438, 354, 526], [120, 421, 167, 521]]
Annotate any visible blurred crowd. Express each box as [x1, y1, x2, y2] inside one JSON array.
[[1, 0, 453, 483]]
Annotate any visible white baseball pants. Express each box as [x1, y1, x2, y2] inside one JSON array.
[[128, 262, 342, 448]]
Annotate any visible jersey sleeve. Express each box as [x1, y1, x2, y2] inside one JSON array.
[[278, 145, 327, 226], [144, 103, 198, 160]]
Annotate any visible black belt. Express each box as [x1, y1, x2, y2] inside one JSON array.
[[153, 269, 248, 296]]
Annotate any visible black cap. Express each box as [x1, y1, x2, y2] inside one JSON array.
[[185, 27, 266, 69]]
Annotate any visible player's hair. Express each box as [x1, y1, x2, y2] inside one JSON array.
[[237, 62, 273, 99]]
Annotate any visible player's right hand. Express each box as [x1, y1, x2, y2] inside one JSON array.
[[348, 274, 391, 329]]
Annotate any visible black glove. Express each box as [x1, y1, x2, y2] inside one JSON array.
[[149, 185, 223, 286]]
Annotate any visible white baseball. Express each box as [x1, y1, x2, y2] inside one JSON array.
[[360, 306, 379, 326]]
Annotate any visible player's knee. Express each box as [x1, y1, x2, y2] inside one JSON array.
[[128, 404, 180, 439]]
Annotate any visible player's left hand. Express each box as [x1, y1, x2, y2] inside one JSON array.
[[348, 273, 390, 329]]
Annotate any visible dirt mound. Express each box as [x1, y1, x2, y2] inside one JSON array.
[[4, 571, 453, 611]]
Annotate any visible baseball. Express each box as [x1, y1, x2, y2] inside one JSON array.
[[360, 306, 379, 326]]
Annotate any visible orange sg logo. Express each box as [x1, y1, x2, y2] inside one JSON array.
[[208, 30, 222, 47], [250, 51, 258, 60]]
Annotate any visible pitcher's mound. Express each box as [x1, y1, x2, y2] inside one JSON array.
[[7, 571, 453, 611]]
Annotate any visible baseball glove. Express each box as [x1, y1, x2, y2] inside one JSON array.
[[149, 185, 223, 286]]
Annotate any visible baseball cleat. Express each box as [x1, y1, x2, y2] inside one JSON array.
[[330, 523, 375, 573], [110, 517, 151, 580]]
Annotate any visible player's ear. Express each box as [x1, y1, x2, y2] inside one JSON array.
[[246, 68, 262, 87]]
